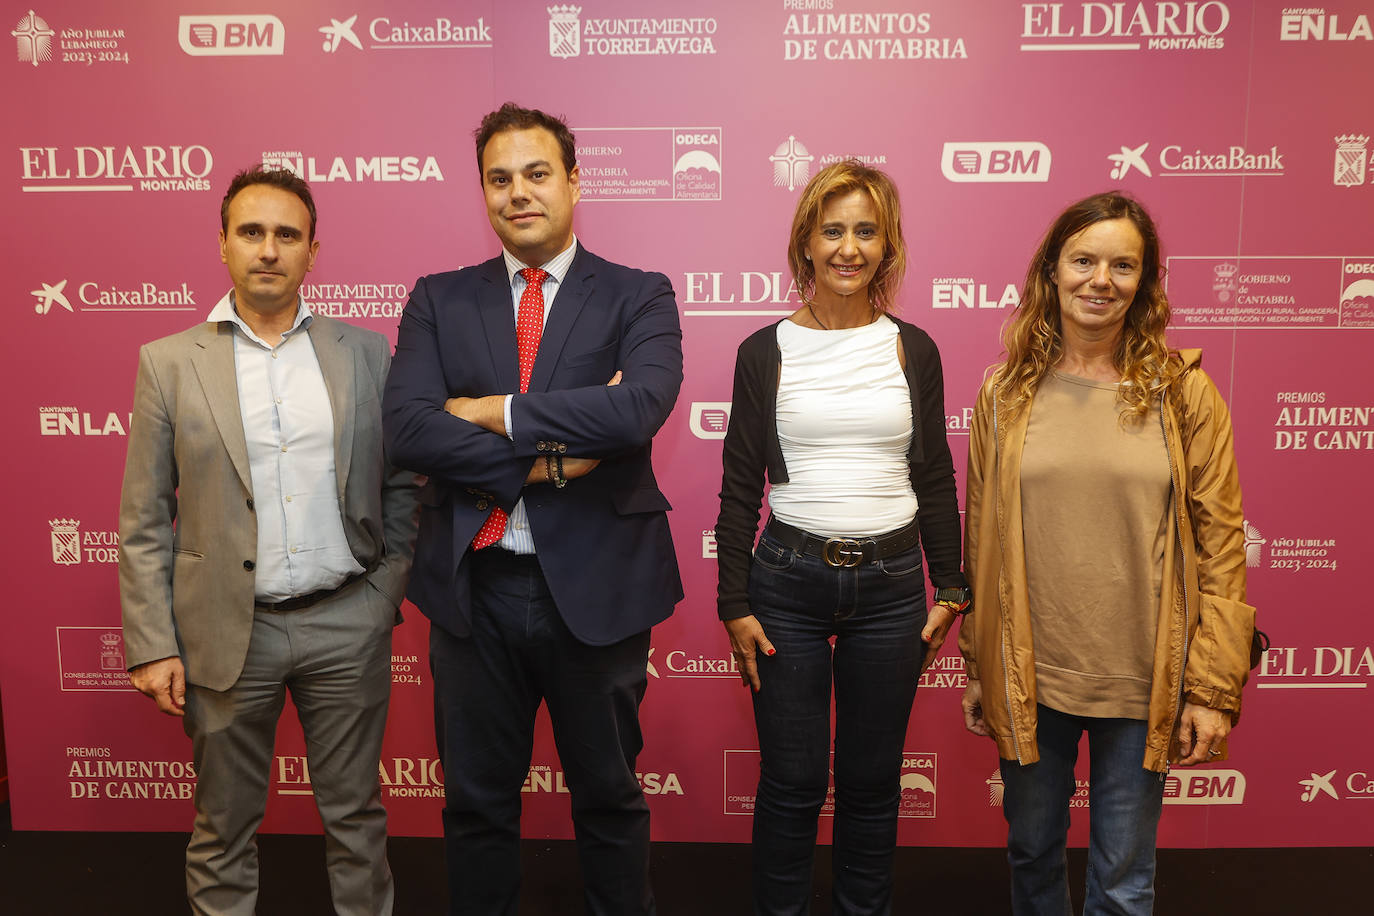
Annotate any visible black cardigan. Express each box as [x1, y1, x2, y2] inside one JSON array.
[[714, 317, 968, 620]]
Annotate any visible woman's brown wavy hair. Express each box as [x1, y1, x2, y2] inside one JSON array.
[[995, 191, 1179, 421]]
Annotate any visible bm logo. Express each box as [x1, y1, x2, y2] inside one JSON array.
[[179, 15, 285, 56], [941, 142, 1051, 183], [1163, 769, 1246, 806]]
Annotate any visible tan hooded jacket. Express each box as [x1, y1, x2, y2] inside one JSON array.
[[957, 349, 1255, 772]]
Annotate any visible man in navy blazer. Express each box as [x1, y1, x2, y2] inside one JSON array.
[[382, 103, 683, 915]]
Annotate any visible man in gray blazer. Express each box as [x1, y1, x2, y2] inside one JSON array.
[[118, 165, 419, 916]]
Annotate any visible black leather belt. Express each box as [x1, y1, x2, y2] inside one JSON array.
[[764, 517, 920, 568], [255, 573, 365, 612]]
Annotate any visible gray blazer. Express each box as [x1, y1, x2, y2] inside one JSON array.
[[118, 314, 420, 691]]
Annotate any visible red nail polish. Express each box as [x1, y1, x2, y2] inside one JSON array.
[[766, 648, 776, 656]]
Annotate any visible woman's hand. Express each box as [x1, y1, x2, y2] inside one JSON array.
[[920, 604, 957, 675], [961, 677, 990, 737], [1173, 702, 1231, 765], [723, 615, 775, 692]]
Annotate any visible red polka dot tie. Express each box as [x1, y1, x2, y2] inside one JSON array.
[[472, 267, 549, 550]]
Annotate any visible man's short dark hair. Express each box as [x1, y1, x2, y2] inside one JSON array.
[[474, 103, 577, 180], [220, 166, 318, 240]]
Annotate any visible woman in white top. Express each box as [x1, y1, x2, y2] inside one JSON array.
[[714, 160, 969, 915]]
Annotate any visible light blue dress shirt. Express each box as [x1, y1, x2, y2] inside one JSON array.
[[206, 291, 364, 600]]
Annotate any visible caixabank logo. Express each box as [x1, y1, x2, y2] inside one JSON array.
[[29, 277, 199, 317], [1299, 768, 1374, 802], [317, 11, 492, 53], [1106, 141, 1284, 180]]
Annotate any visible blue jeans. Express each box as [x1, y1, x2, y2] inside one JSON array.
[[746, 529, 929, 916], [1000, 705, 1165, 916]]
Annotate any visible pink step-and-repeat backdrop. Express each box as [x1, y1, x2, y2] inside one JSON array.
[[4, 0, 1372, 847]]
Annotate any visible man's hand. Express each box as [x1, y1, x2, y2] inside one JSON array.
[[723, 615, 775, 692], [449, 372, 622, 439], [1173, 702, 1231, 765], [130, 657, 187, 717], [444, 395, 507, 436], [920, 604, 957, 675]]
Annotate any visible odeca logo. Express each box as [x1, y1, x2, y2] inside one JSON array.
[[179, 15, 284, 56], [940, 142, 1051, 183], [899, 754, 937, 818], [689, 402, 731, 439]]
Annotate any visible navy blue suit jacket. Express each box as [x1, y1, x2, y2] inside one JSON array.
[[382, 245, 684, 645]]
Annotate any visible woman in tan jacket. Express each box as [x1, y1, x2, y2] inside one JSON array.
[[957, 192, 1254, 915]]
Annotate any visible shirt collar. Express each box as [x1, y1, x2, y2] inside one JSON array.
[[207, 290, 313, 347], [501, 236, 578, 288]]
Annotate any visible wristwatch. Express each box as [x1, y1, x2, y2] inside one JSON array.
[[933, 586, 972, 615]]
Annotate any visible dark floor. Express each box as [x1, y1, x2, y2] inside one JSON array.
[[0, 802, 1367, 913]]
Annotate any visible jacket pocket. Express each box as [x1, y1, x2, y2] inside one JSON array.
[[612, 486, 672, 515]]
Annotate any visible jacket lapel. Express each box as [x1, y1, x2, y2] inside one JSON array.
[[308, 316, 354, 499], [475, 258, 519, 394], [190, 323, 253, 494], [529, 244, 593, 392]]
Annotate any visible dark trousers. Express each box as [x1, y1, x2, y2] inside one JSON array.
[[430, 548, 655, 916], [747, 530, 929, 916]]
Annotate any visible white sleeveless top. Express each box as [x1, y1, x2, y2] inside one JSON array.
[[768, 315, 917, 538]]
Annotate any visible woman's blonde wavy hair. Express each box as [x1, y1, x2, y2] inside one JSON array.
[[787, 159, 907, 313], [995, 191, 1179, 421]]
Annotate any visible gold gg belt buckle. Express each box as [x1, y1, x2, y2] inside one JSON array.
[[822, 537, 866, 568]]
